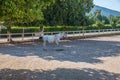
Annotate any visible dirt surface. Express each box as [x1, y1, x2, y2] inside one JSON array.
[[0, 35, 120, 80]]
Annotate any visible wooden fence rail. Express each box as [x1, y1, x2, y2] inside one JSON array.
[[0, 29, 120, 43]]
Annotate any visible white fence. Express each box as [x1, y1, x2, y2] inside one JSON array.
[[0, 29, 120, 43]]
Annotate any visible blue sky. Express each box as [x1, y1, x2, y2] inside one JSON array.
[[94, 0, 120, 12]]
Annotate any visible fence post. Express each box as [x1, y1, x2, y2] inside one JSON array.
[[51, 32, 53, 35], [0, 26, 1, 38], [79, 31, 81, 36], [9, 33, 11, 42], [32, 33, 34, 42], [98, 29, 100, 36], [82, 29, 86, 38], [110, 29, 112, 34], [82, 29, 84, 38], [73, 31, 75, 37], [22, 27, 24, 41]]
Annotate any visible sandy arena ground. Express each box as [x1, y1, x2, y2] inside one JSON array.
[[0, 35, 120, 80]]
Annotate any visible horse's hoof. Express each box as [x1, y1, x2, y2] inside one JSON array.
[[55, 49, 64, 51], [43, 48, 47, 51]]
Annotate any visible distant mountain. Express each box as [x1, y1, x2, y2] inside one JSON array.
[[90, 5, 120, 16]]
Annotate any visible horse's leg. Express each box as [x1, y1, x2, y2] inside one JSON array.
[[55, 40, 59, 46], [43, 40, 47, 50]]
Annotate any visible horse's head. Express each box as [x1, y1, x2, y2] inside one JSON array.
[[39, 33, 44, 38], [41, 33, 44, 36], [60, 32, 67, 38]]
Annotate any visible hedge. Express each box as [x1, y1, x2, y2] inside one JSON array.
[[1, 24, 120, 34]]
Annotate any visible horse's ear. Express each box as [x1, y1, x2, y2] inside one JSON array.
[[64, 32, 67, 38], [40, 33, 44, 36]]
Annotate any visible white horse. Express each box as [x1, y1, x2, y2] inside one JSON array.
[[41, 32, 67, 48]]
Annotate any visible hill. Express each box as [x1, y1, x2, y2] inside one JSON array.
[[90, 5, 120, 16]]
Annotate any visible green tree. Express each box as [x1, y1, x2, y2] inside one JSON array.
[[108, 15, 118, 29], [0, 0, 54, 42], [88, 13, 95, 25], [115, 16, 120, 24], [96, 20, 105, 29], [93, 10, 102, 21], [102, 15, 109, 24], [93, 10, 105, 29], [43, 0, 93, 26]]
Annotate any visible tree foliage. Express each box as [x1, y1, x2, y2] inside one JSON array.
[[0, 0, 54, 26], [43, 0, 93, 26], [108, 15, 119, 28], [89, 9, 105, 29]]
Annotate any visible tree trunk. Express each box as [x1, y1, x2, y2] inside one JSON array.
[[39, 25, 44, 39], [39, 24, 44, 32], [7, 26, 12, 42], [63, 26, 67, 31]]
